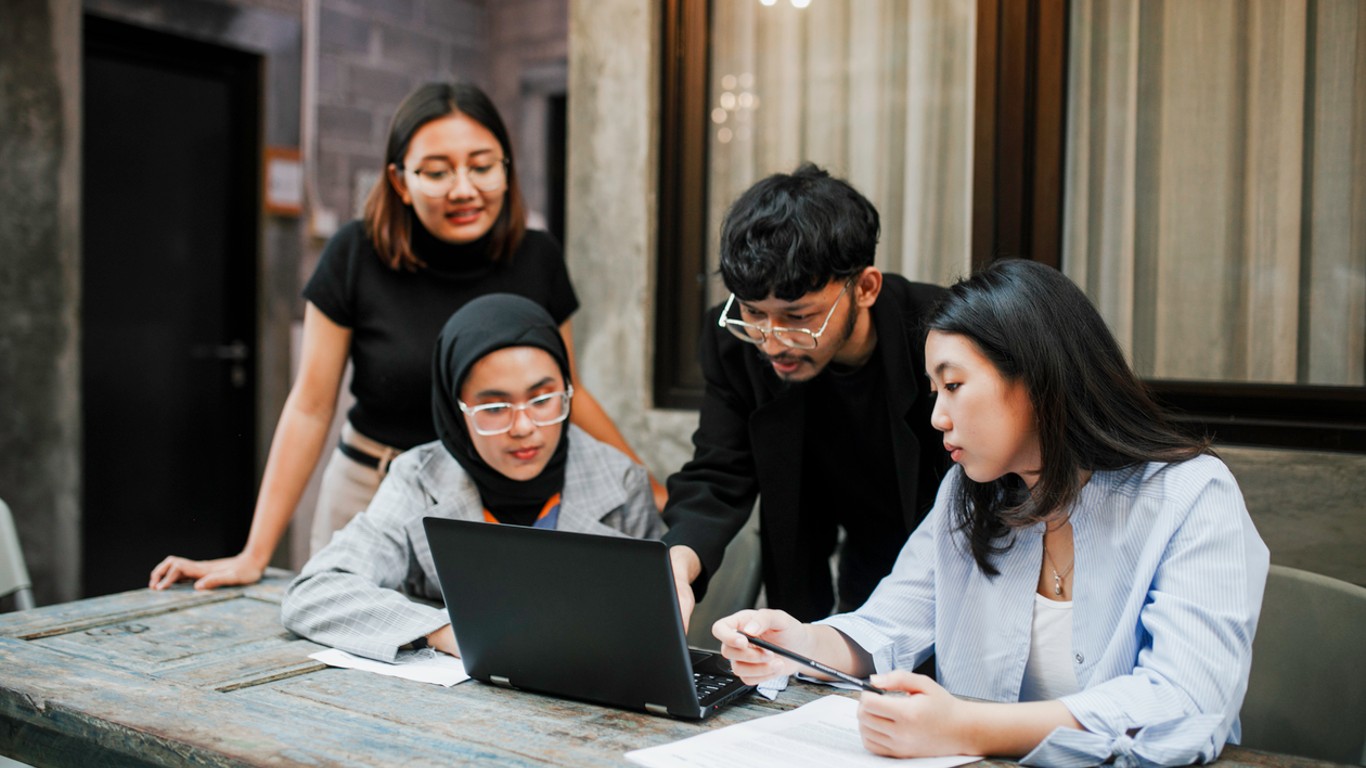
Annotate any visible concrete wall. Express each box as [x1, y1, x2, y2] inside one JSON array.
[[565, 0, 698, 487], [0, 0, 83, 605]]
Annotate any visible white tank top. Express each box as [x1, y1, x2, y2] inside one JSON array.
[[1018, 593, 1081, 701]]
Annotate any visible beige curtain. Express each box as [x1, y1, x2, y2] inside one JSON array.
[[1064, 0, 1366, 385], [704, 0, 977, 303]]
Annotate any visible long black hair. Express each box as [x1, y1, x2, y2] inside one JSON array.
[[926, 259, 1210, 573]]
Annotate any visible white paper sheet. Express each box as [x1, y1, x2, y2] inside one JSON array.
[[309, 647, 470, 687], [625, 695, 981, 768]]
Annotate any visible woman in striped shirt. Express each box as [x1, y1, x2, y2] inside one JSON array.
[[714, 259, 1268, 766]]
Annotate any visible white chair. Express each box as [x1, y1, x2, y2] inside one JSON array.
[[0, 498, 35, 610], [1239, 564, 1366, 765]]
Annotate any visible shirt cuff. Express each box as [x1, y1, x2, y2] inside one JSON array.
[[1022, 714, 1225, 768], [371, 608, 450, 662], [815, 614, 899, 674]]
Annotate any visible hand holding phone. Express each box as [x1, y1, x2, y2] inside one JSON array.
[[740, 632, 897, 695]]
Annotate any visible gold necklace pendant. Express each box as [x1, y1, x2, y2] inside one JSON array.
[[1043, 541, 1073, 598]]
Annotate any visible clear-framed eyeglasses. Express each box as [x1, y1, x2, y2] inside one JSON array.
[[402, 157, 509, 197], [458, 385, 573, 436], [717, 278, 855, 350]]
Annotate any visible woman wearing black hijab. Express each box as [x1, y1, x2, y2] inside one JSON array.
[[283, 295, 663, 662]]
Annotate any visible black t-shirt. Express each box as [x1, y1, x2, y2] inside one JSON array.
[[303, 221, 578, 449], [799, 345, 905, 614]]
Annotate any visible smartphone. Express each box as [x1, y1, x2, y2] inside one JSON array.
[[740, 632, 894, 694]]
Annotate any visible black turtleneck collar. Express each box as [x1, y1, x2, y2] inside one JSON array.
[[410, 217, 497, 280]]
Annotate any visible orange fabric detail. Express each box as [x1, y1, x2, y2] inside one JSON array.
[[482, 492, 562, 525]]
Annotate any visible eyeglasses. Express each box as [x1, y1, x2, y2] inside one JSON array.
[[458, 386, 573, 436], [402, 157, 509, 197], [717, 279, 854, 350]]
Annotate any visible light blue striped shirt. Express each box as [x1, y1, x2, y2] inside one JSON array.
[[821, 454, 1268, 767]]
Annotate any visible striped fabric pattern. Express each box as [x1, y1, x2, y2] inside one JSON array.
[[820, 455, 1269, 767]]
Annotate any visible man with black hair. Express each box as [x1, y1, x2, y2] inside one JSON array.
[[664, 163, 949, 624]]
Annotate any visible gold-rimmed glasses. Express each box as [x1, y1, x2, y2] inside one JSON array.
[[717, 278, 854, 350], [402, 157, 509, 197]]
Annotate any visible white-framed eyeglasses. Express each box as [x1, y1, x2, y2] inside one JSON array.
[[458, 386, 573, 436], [402, 157, 509, 197], [717, 278, 854, 350]]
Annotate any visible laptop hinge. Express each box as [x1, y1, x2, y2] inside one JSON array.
[[490, 675, 515, 689], [645, 703, 670, 716]]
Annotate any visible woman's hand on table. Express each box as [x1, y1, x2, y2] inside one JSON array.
[[149, 552, 266, 591]]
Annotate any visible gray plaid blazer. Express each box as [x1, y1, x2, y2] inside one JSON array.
[[281, 426, 664, 661]]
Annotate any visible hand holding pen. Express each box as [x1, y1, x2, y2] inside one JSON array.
[[740, 632, 902, 694], [712, 607, 900, 694]]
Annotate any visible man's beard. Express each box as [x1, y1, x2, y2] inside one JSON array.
[[755, 347, 814, 379], [756, 300, 859, 379]]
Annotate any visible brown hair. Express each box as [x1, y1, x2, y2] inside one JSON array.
[[362, 82, 527, 271]]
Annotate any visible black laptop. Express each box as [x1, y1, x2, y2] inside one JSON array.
[[422, 517, 755, 720]]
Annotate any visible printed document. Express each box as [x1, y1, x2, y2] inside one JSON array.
[[309, 647, 470, 687], [625, 695, 981, 768]]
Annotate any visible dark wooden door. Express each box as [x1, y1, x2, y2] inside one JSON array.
[[81, 16, 260, 596]]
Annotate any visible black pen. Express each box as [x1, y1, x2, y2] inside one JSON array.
[[740, 632, 900, 695]]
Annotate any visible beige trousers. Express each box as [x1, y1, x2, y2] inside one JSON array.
[[308, 422, 401, 555]]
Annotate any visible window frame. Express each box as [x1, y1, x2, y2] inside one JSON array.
[[655, 0, 1366, 452]]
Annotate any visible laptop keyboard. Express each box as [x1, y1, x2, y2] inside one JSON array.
[[694, 672, 732, 703]]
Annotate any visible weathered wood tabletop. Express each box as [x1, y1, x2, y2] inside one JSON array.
[[0, 573, 1339, 767]]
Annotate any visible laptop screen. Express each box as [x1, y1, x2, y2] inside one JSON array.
[[423, 517, 721, 717]]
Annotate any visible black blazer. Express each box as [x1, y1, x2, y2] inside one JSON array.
[[663, 274, 949, 621]]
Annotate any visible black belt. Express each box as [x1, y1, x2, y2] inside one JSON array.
[[338, 439, 398, 475]]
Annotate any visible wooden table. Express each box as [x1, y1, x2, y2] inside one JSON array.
[[0, 573, 1339, 767]]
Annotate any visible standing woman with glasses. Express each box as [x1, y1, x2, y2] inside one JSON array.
[[151, 82, 658, 591], [283, 294, 664, 661]]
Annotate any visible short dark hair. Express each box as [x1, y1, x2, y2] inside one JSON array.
[[363, 82, 527, 271], [927, 259, 1210, 573], [718, 163, 880, 301]]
